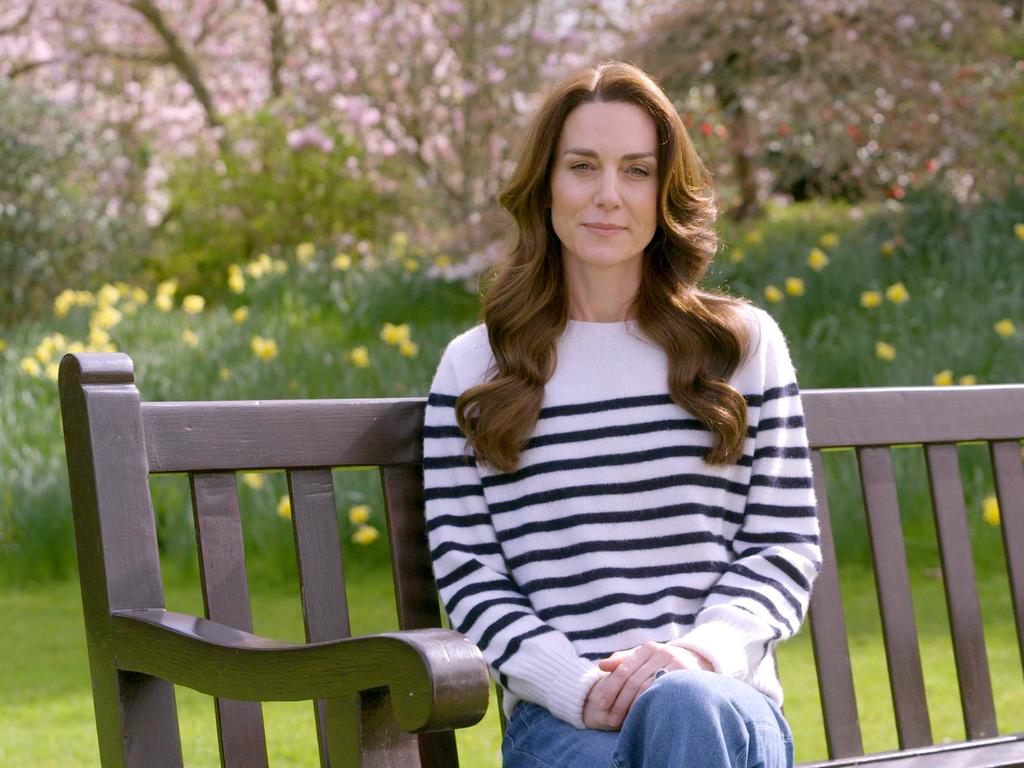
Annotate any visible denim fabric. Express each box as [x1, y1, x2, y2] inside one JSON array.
[[501, 670, 793, 768]]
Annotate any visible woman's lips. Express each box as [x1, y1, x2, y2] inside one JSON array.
[[582, 223, 626, 235]]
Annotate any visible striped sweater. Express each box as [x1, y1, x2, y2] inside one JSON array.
[[423, 306, 821, 729]]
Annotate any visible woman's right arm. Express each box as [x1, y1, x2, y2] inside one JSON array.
[[423, 342, 603, 728]]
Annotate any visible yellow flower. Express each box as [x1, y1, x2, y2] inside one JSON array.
[[97, 283, 120, 307], [67, 341, 86, 354], [181, 330, 199, 348], [242, 472, 264, 490], [886, 282, 910, 304], [351, 525, 380, 545], [20, 357, 41, 376], [933, 369, 954, 386], [332, 253, 352, 270], [784, 277, 805, 297], [728, 247, 745, 264], [232, 306, 249, 324], [155, 294, 174, 312], [875, 341, 896, 361], [807, 247, 830, 271], [982, 495, 1000, 526], [0, 339, 6, 352], [1014, 223, 1024, 240], [818, 232, 840, 248], [404, 258, 420, 272], [277, 495, 292, 520], [435, 254, 452, 268], [348, 504, 371, 525], [218, 366, 231, 381], [182, 295, 205, 315], [958, 374, 977, 386], [399, 340, 419, 357], [348, 346, 370, 368], [228, 265, 246, 294], [391, 231, 408, 248], [380, 322, 411, 345], [92, 305, 123, 330], [120, 301, 138, 316], [296, 242, 317, 265], [745, 229, 763, 245], [994, 319, 1016, 338], [764, 285, 784, 304], [156, 279, 179, 298], [272, 258, 288, 274], [250, 336, 278, 360], [880, 240, 896, 257], [44, 362, 60, 382], [54, 289, 76, 317], [88, 326, 111, 350], [131, 287, 148, 304], [860, 290, 883, 309], [246, 255, 269, 278]]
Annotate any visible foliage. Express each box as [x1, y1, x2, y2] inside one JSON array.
[[0, 77, 146, 326]]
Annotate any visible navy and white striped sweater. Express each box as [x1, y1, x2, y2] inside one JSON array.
[[423, 307, 821, 729]]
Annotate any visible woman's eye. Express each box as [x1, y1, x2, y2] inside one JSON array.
[[628, 166, 650, 177], [570, 162, 592, 171]]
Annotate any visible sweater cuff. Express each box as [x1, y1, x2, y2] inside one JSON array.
[[516, 653, 604, 728], [669, 613, 764, 680]]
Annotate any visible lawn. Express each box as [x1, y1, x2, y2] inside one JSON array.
[[1, 556, 1021, 767]]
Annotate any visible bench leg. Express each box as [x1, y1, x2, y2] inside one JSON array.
[[323, 690, 420, 768]]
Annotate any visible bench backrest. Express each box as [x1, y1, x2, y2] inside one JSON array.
[[60, 352, 1024, 767]]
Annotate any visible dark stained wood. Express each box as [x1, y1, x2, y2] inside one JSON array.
[[856, 447, 932, 749], [288, 468, 351, 768], [796, 734, 1024, 767], [380, 464, 461, 767], [802, 386, 1024, 448], [190, 471, 269, 768], [923, 445, 998, 739], [990, 440, 1024, 672], [808, 450, 863, 759], [142, 399, 425, 473]]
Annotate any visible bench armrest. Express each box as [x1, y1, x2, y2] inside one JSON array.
[[109, 608, 490, 732]]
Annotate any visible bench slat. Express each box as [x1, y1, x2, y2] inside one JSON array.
[[808, 450, 864, 759], [990, 440, 1024, 670], [381, 464, 463, 768], [857, 447, 932, 749], [288, 468, 351, 768], [190, 471, 269, 768], [923, 445, 998, 739]]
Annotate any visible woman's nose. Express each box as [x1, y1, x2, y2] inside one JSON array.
[[593, 171, 622, 208]]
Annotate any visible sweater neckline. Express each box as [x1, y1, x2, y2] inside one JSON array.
[[563, 318, 644, 340]]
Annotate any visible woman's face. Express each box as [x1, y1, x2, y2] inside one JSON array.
[[550, 100, 659, 281]]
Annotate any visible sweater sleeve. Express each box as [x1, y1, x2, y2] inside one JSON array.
[[671, 311, 822, 680], [423, 344, 604, 728]]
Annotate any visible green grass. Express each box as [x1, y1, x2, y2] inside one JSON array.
[[1, 559, 1021, 767]]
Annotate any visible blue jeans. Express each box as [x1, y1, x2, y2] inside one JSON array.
[[501, 670, 793, 768]]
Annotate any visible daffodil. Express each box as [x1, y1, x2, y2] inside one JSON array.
[[880, 240, 896, 257], [155, 294, 174, 312], [404, 258, 420, 272], [994, 319, 1016, 338], [784, 277, 805, 297], [97, 283, 120, 307], [818, 232, 840, 248], [20, 357, 41, 376], [875, 341, 896, 361], [435, 254, 452, 268], [296, 242, 317, 265], [807, 248, 830, 271], [745, 229, 763, 245], [182, 295, 205, 315], [764, 285, 784, 304], [391, 231, 408, 248], [246, 254, 270, 278], [0, 339, 7, 353], [982, 495, 1000, 526], [156, 278, 179, 298], [728, 248, 745, 264], [44, 362, 60, 382], [218, 367, 231, 381], [131, 287, 148, 304], [332, 253, 352, 270], [181, 330, 199, 348], [886, 282, 910, 304], [277, 495, 292, 519], [958, 374, 977, 386], [933, 369, 953, 387], [242, 472, 264, 490], [352, 525, 380, 545], [92, 305, 123, 330], [88, 327, 111, 350], [860, 291, 882, 309], [272, 259, 288, 274], [250, 336, 279, 360], [228, 265, 246, 294], [399, 340, 419, 358], [1014, 223, 1024, 240], [380, 322, 411, 345], [348, 346, 370, 368], [232, 306, 249, 324], [348, 504, 371, 525]]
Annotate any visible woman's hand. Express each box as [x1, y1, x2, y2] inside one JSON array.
[[583, 642, 713, 730]]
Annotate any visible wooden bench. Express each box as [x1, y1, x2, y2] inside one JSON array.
[[58, 352, 1024, 767]]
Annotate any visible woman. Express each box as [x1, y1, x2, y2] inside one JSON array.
[[423, 60, 820, 768]]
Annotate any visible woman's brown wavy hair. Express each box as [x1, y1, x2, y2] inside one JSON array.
[[456, 60, 751, 473]]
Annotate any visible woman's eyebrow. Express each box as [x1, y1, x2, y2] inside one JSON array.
[[562, 148, 657, 161]]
